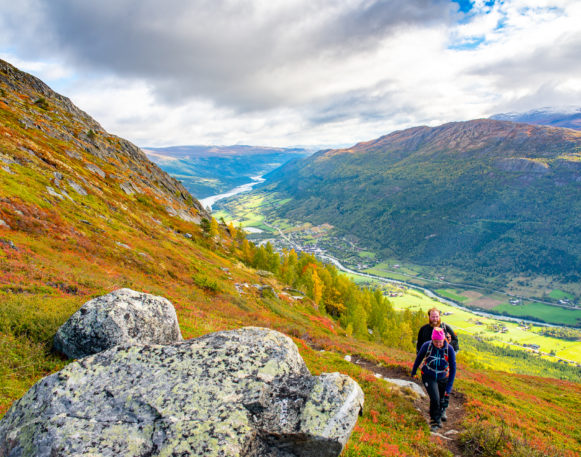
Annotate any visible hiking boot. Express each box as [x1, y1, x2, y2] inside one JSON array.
[[441, 409, 447, 422], [430, 423, 441, 432], [430, 420, 442, 432]]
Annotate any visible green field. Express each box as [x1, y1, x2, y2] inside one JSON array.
[[494, 301, 581, 327], [369, 261, 422, 277], [388, 291, 581, 364], [363, 263, 581, 327], [214, 193, 289, 232], [549, 289, 575, 300], [435, 288, 469, 302]]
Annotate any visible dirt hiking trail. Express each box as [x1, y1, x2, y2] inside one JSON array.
[[350, 355, 467, 457]]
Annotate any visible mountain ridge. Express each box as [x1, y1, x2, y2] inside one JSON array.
[[263, 119, 581, 286]]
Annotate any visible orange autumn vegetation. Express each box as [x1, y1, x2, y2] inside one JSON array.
[[1, 59, 580, 457]]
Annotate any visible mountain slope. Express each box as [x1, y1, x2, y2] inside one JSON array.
[[0, 60, 208, 224], [144, 145, 309, 198], [264, 119, 581, 284], [1, 60, 580, 457]]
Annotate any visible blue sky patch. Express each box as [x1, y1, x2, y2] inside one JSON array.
[[452, 0, 474, 13], [448, 36, 486, 50]]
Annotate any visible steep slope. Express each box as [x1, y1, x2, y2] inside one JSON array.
[[0, 59, 208, 225], [1, 60, 580, 457], [264, 119, 581, 283], [144, 145, 310, 198]]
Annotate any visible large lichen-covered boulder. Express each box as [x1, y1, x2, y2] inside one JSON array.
[[53, 288, 183, 359], [0, 327, 364, 457]]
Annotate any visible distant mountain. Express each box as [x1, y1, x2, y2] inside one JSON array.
[[491, 108, 581, 130], [264, 119, 581, 283], [144, 145, 310, 199]]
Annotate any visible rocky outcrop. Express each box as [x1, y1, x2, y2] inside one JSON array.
[[0, 58, 210, 223], [53, 288, 183, 359], [1, 327, 364, 457]]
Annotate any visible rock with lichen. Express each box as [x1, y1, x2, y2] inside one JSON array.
[[1, 327, 363, 457], [53, 288, 183, 359]]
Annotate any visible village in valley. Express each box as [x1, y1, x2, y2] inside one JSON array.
[[230, 217, 581, 368]]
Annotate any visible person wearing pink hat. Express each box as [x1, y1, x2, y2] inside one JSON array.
[[411, 326, 457, 431]]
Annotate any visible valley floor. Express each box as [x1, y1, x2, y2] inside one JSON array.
[[213, 196, 581, 368]]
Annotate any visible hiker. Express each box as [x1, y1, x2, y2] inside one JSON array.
[[411, 327, 457, 431], [416, 307, 459, 353]]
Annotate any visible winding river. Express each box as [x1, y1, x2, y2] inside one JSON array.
[[199, 175, 265, 211], [317, 253, 568, 328]]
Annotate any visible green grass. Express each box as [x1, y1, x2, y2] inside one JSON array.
[[549, 289, 575, 300], [494, 302, 581, 327], [435, 288, 470, 302], [388, 292, 581, 365]]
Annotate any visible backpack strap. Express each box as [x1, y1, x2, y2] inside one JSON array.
[[425, 341, 433, 360], [424, 341, 450, 378]]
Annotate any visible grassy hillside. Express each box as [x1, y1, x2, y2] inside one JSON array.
[[262, 120, 581, 294], [1, 59, 580, 457]]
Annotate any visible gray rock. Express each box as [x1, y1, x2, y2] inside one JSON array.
[[64, 149, 82, 159], [1, 327, 364, 457], [46, 186, 64, 200], [120, 181, 138, 195], [53, 288, 183, 359], [253, 284, 278, 299], [67, 179, 88, 196], [165, 206, 202, 224], [53, 171, 64, 187], [0, 238, 16, 249], [383, 378, 426, 398], [86, 162, 106, 178]]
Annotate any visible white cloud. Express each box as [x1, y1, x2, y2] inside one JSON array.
[[0, 0, 579, 147]]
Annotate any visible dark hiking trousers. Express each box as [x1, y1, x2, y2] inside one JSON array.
[[422, 374, 448, 423]]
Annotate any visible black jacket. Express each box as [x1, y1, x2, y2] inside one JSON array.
[[416, 322, 459, 353]]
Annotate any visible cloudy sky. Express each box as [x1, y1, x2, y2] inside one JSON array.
[[1, 0, 580, 148]]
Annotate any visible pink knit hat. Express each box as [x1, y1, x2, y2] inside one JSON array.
[[432, 327, 446, 341]]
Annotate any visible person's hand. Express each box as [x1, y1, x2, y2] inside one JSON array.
[[446, 333, 452, 343]]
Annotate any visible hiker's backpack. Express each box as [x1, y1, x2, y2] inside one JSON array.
[[422, 342, 450, 379], [441, 322, 459, 352]]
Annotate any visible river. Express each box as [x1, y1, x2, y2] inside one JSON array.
[[318, 254, 567, 329], [199, 175, 265, 211]]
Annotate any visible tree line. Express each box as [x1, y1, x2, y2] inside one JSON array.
[[231, 228, 425, 350]]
